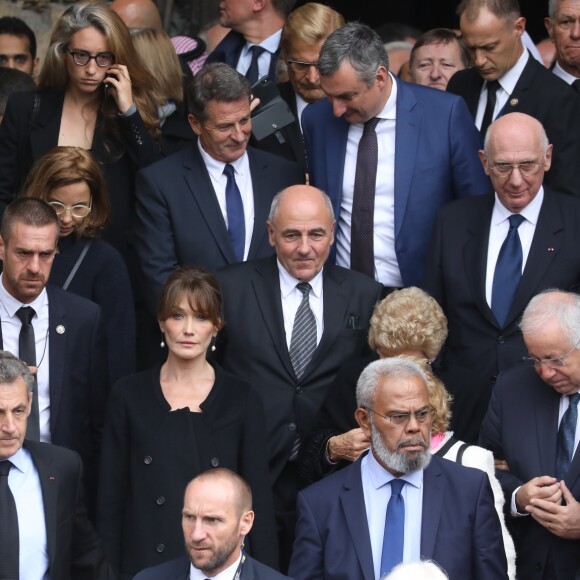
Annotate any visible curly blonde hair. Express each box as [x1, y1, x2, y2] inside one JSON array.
[[368, 287, 448, 361]]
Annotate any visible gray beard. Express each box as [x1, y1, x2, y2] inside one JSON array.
[[371, 421, 432, 474]]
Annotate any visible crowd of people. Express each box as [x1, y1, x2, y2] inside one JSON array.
[[1, 0, 580, 578]]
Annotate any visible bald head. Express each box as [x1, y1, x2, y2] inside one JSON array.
[[110, 0, 163, 31], [484, 112, 549, 155]]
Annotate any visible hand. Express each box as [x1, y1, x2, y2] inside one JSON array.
[[327, 428, 370, 463], [27, 365, 38, 376], [494, 458, 510, 471], [104, 64, 134, 114], [516, 475, 561, 512], [250, 95, 261, 113], [527, 481, 580, 539]]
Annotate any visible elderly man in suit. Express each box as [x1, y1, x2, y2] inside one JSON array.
[[0, 350, 111, 579], [135, 62, 304, 315], [423, 112, 580, 443], [289, 357, 507, 580], [302, 21, 489, 290], [447, 0, 580, 197], [134, 468, 290, 580], [545, 0, 580, 87], [215, 184, 382, 569], [0, 197, 108, 511], [480, 290, 580, 579]]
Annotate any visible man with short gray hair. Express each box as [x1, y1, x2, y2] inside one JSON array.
[[480, 289, 580, 578], [545, 0, 580, 87], [290, 357, 507, 580]]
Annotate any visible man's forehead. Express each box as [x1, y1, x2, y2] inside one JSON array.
[[0, 33, 31, 54]]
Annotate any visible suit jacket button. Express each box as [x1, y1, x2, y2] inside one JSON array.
[[288, 422, 297, 432], [156, 496, 165, 505], [296, 386, 303, 394], [156, 544, 165, 553], [144, 456, 152, 464], [497, 336, 505, 344], [210, 457, 219, 467]]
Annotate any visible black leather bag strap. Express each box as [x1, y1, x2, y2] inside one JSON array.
[[62, 239, 93, 290], [433, 435, 460, 458], [456, 442, 471, 465]]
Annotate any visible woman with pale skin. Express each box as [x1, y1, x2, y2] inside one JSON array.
[[22, 145, 136, 384], [97, 267, 277, 579]]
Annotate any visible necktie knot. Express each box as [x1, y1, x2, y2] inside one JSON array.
[[250, 45, 266, 58], [246, 45, 267, 84], [296, 282, 312, 297], [487, 79, 500, 96], [16, 306, 35, 325], [0, 461, 12, 477], [508, 214, 525, 229], [390, 478, 405, 496], [569, 392, 580, 406], [223, 163, 235, 179], [363, 117, 380, 135]]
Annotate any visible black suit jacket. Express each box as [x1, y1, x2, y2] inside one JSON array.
[[480, 365, 580, 579], [1, 285, 109, 508], [423, 190, 580, 442], [447, 53, 580, 197], [133, 554, 292, 580], [214, 258, 382, 497], [23, 441, 111, 580], [135, 145, 304, 314]]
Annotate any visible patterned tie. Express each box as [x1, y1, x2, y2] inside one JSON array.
[[246, 45, 266, 85], [0, 460, 19, 579], [480, 79, 500, 137], [16, 306, 40, 440], [223, 164, 246, 262], [491, 214, 525, 327], [351, 117, 380, 278], [289, 283, 317, 380], [556, 392, 580, 480], [380, 478, 406, 576]]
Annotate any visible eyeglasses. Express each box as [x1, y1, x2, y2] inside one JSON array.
[[287, 59, 319, 73], [522, 339, 580, 369], [48, 200, 92, 219], [67, 49, 114, 67], [489, 161, 542, 177], [364, 406, 434, 426]]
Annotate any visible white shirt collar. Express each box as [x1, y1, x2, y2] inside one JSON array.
[[492, 186, 544, 227], [243, 29, 282, 57], [198, 141, 249, 184], [189, 551, 243, 580], [366, 448, 424, 491], [553, 60, 580, 84], [494, 48, 529, 95], [277, 259, 323, 300], [0, 273, 48, 318]]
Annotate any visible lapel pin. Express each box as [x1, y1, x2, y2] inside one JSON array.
[[548, 247, 555, 252], [56, 325, 65, 334], [509, 98, 519, 107], [49, 476, 55, 480]]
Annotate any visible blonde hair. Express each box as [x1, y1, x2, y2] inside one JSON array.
[[368, 287, 448, 361]]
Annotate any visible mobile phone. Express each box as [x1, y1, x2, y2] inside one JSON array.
[[250, 76, 280, 109]]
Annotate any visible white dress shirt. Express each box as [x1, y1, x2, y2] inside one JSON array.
[[553, 61, 580, 85], [485, 189, 543, 307], [337, 73, 400, 286], [361, 451, 424, 579], [475, 49, 529, 130], [199, 143, 255, 261], [278, 261, 323, 348], [238, 29, 282, 81], [0, 275, 51, 441], [189, 552, 243, 580], [4, 448, 49, 579]]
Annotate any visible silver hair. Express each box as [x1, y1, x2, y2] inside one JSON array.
[[520, 289, 580, 347], [356, 357, 427, 410], [268, 187, 334, 222], [318, 22, 389, 85], [0, 350, 35, 393], [383, 560, 449, 580], [548, 0, 558, 19]]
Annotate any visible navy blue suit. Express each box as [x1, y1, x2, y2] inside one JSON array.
[[289, 453, 507, 580], [301, 77, 490, 287]]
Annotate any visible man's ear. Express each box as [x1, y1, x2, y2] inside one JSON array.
[[355, 407, 372, 440]]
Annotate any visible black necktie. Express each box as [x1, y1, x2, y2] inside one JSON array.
[[480, 80, 500, 137], [246, 45, 266, 85], [491, 214, 525, 326], [223, 164, 246, 262], [16, 306, 40, 440], [0, 460, 19, 579], [556, 392, 580, 480], [351, 117, 380, 278]]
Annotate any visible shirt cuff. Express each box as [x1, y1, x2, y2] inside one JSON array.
[[511, 486, 530, 517], [118, 103, 137, 117]]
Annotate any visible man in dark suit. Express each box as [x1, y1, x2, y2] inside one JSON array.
[[135, 62, 304, 315], [423, 112, 580, 443], [545, 0, 580, 87], [302, 22, 490, 289], [206, 0, 295, 83], [215, 184, 382, 568], [480, 290, 580, 579], [134, 468, 290, 580], [447, 0, 580, 197], [289, 357, 507, 580], [0, 350, 110, 579], [0, 198, 109, 507]]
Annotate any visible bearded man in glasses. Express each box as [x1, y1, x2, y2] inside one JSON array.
[[423, 112, 580, 444], [289, 357, 507, 580], [480, 289, 580, 579]]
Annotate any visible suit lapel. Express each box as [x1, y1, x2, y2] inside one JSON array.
[[419, 460, 444, 559], [455, 70, 483, 118], [340, 458, 375, 580], [47, 287, 66, 434], [535, 383, 560, 476], [247, 149, 275, 259], [25, 442, 58, 569], [30, 92, 64, 164], [182, 147, 236, 263], [497, 52, 536, 118], [393, 80, 420, 239]]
